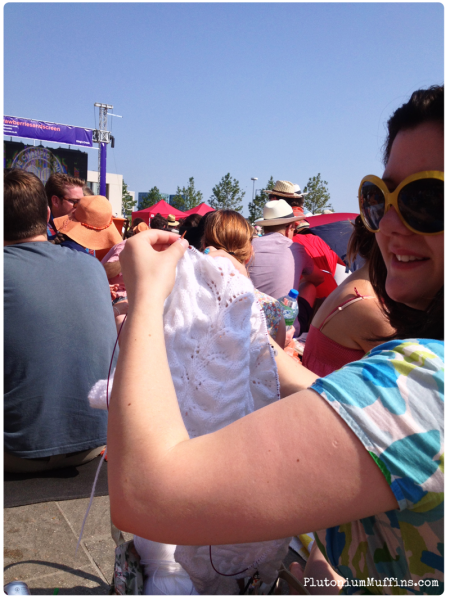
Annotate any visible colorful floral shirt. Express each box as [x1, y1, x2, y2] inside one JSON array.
[[310, 339, 444, 595], [254, 289, 283, 339]]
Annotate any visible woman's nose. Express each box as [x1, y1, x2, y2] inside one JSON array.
[[378, 205, 412, 236]]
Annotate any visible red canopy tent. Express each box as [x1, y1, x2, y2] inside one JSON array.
[[304, 212, 358, 228], [131, 200, 186, 225], [183, 203, 215, 217]]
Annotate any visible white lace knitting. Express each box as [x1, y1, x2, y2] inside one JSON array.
[[164, 247, 279, 438]]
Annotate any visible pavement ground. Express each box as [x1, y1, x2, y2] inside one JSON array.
[[4, 496, 132, 595], [4, 496, 301, 595]]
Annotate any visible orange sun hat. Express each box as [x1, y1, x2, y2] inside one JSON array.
[[132, 222, 149, 234], [53, 196, 123, 250]]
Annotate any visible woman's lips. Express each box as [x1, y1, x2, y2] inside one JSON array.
[[390, 253, 429, 269], [389, 246, 427, 258]]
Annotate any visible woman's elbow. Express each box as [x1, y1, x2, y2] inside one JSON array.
[[110, 491, 137, 535], [109, 475, 152, 535], [109, 479, 181, 541]]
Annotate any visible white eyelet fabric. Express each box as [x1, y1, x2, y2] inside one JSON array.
[[89, 248, 289, 595]]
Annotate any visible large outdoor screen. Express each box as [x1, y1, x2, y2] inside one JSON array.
[[4, 141, 88, 184], [4, 116, 93, 147]]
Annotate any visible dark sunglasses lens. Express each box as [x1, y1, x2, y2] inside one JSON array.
[[360, 182, 385, 230], [399, 179, 444, 234]]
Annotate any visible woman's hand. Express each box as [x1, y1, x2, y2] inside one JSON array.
[[284, 325, 295, 348], [119, 230, 189, 306]]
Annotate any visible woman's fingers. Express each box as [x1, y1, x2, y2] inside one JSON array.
[[288, 562, 304, 595], [127, 229, 181, 251], [120, 231, 189, 303]]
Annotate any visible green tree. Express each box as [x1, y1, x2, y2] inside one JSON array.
[[140, 186, 161, 209], [248, 176, 274, 224], [171, 177, 203, 211], [303, 174, 333, 214], [209, 173, 245, 212], [122, 180, 136, 220]]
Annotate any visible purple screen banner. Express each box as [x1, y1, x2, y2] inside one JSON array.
[[4, 116, 93, 147]]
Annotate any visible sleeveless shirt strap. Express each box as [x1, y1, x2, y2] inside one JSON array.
[[318, 288, 375, 332]]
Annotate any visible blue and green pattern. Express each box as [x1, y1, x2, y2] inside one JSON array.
[[311, 339, 444, 595]]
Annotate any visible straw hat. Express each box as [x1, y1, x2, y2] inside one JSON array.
[[254, 200, 299, 226], [295, 219, 310, 231], [53, 196, 123, 250], [263, 180, 303, 199], [167, 214, 180, 228]]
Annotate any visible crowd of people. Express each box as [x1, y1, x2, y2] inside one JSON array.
[[4, 84, 443, 595]]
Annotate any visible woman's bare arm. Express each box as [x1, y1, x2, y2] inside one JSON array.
[[108, 231, 397, 545], [274, 316, 286, 348], [109, 372, 397, 545], [269, 336, 318, 397]]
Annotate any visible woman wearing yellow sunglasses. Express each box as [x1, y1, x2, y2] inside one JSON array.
[[108, 86, 443, 594], [362, 119, 444, 339]]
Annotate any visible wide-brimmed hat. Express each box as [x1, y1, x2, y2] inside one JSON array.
[[254, 200, 300, 226], [292, 184, 309, 196], [295, 219, 310, 230], [53, 196, 123, 250], [167, 214, 180, 227], [263, 180, 303, 199]]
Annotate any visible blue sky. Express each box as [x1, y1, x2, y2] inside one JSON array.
[[4, 2, 444, 217]]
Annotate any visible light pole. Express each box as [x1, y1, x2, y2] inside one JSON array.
[[251, 177, 258, 201]]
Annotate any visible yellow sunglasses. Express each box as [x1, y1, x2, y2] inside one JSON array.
[[359, 170, 444, 235]]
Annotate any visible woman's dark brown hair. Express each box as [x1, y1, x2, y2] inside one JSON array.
[[179, 213, 202, 237], [132, 217, 145, 228], [202, 210, 253, 264], [369, 85, 444, 341], [347, 215, 376, 264], [185, 212, 214, 249], [150, 214, 168, 230]]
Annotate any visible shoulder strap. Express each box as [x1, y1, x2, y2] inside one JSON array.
[[319, 288, 375, 331]]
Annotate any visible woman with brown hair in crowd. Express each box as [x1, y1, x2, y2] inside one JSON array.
[[201, 209, 287, 348], [108, 85, 443, 594]]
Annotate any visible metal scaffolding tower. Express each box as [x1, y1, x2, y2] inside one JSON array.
[[92, 103, 113, 196]]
